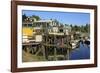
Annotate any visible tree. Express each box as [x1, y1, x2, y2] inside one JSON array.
[[32, 15, 41, 21], [85, 24, 90, 33], [70, 24, 72, 28], [22, 14, 27, 21], [65, 24, 69, 26]]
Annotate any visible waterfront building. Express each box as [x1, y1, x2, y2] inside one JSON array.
[[22, 17, 72, 43]]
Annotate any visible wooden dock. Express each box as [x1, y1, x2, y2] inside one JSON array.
[[22, 33, 80, 61]]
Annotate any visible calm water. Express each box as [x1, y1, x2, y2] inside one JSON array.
[[69, 42, 90, 60]]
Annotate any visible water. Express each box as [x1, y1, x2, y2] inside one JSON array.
[[69, 42, 90, 60]]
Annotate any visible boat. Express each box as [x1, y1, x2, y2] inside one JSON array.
[[71, 40, 80, 49], [84, 39, 90, 45]]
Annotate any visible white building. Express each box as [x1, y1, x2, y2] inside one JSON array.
[[63, 25, 71, 35]]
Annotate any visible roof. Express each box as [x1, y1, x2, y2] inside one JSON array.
[[34, 20, 53, 23], [22, 21, 33, 24]]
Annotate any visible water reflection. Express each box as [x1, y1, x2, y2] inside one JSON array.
[[69, 42, 90, 60]]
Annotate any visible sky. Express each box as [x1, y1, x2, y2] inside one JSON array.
[[22, 10, 90, 26]]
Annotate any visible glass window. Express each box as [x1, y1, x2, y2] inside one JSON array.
[[59, 29, 63, 32], [28, 24, 32, 27], [23, 24, 27, 27]]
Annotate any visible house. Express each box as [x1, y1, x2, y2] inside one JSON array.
[[22, 21, 33, 42], [22, 16, 72, 43], [32, 19, 60, 33], [63, 25, 71, 35]]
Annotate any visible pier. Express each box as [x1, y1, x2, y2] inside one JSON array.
[[22, 33, 81, 61]]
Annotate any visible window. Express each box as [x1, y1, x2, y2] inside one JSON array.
[[28, 24, 32, 27], [59, 29, 63, 32], [23, 24, 27, 27]]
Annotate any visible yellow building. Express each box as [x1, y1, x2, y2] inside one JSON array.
[[22, 22, 35, 43], [22, 27, 34, 37]]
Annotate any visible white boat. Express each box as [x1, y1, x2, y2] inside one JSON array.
[[71, 40, 79, 49]]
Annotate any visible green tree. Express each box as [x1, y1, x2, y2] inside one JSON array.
[[85, 24, 90, 33], [22, 14, 27, 21], [32, 15, 41, 21]]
